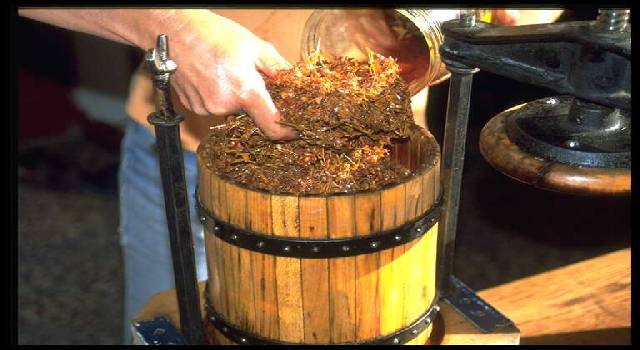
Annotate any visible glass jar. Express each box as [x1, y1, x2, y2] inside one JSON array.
[[301, 9, 489, 95]]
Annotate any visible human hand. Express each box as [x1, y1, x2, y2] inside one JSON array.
[[163, 10, 295, 140], [491, 9, 564, 26]]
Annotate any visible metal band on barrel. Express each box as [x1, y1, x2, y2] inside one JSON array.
[[203, 285, 440, 345], [195, 188, 441, 259]]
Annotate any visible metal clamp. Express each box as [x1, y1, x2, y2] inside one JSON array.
[[195, 188, 441, 258], [443, 276, 516, 333]]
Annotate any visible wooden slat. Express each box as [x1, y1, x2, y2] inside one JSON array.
[[225, 182, 250, 328], [379, 183, 406, 334], [354, 192, 381, 340], [402, 172, 428, 345], [209, 175, 230, 319], [246, 191, 278, 339], [272, 195, 304, 342], [397, 140, 410, 169], [327, 195, 357, 343], [198, 162, 211, 210], [299, 197, 330, 343], [199, 165, 223, 322]]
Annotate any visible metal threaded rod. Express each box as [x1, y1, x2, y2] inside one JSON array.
[[595, 8, 630, 32]]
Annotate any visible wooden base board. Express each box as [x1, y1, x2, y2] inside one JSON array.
[[132, 278, 519, 345]]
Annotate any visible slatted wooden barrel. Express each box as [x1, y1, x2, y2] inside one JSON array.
[[196, 125, 442, 345]]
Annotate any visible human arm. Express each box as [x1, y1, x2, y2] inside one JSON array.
[[18, 9, 295, 139]]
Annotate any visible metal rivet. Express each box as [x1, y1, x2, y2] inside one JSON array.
[[425, 317, 431, 324], [394, 235, 402, 241], [411, 329, 419, 335], [471, 310, 486, 317], [230, 234, 238, 240], [214, 225, 221, 233], [240, 338, 247, 343], [200, 216, 206, 222], [393, 337, 400, 344], [341, 245, 350, 252], [256, 241, 265, 249], [312, 246, 320, 253], [416, 227, 422, 233], [564, 140, 580, 148], [370, 241, 379, 249], [210, 315, 216, 321], [283, 246, 291, 252], [434, 305, 440, 312]]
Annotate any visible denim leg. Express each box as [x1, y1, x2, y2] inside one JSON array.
[[118, 120, 207, 344]]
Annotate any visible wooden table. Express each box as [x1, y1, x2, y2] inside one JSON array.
[[134, 248, 630, 345], [478, 248, 631, 345]]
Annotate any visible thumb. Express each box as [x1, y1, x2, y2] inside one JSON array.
[[256, 42, 292, 78], [241, 71, 296, 140]]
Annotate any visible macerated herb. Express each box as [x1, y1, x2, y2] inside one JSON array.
[[199, 52, 417, 195]]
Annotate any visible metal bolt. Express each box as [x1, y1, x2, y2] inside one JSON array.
[[471, 310, 486, 317], [595, 8, 630, 32], [459, 9, 476, 28], [393, 337, 400, 344], [394, 235, 402, 241], [341, 245, 350, 252], [230, 234, 238, 240], [283, 246, 291, 252], [411, 329, 419, 335], [201, 216, 206, 222], [240, 338, 247, 343], [425, 317, 432, 324], [256, 241, 265, 249], [312, 246, 320, 253], [213, 226, 221, 233], [370, 241, 380, 249], [434, 305, 441, 312], [564, 140, 580, 149]]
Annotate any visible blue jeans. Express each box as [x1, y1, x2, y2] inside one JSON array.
[[118, 120, 208, 344]]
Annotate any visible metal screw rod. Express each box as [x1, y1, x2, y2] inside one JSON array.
[[146, 34, 203, 345], [436, 59, 478, 297]]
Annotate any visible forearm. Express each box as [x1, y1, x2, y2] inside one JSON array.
[[17, 9, 214, 51]]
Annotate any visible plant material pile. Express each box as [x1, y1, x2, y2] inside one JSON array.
[[199, 51, 417, 195]]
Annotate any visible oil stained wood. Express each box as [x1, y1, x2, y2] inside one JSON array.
[[272, 195, 304, 342], [327, 196, 357, 343], [247, 191, 278, 340], [299, 197, 330, 343]]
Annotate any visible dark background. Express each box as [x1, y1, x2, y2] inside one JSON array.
[[16, 8, 630, 345]]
